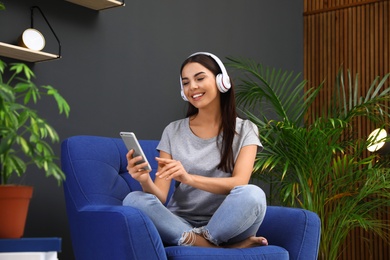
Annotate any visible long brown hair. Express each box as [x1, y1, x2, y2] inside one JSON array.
[[180, 54, 237, 173]]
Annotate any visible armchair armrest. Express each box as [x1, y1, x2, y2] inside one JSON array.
[[68, 205, 167, 260], [257, 206, 320, 260]]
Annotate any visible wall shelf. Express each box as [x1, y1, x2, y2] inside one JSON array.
[[66, 0, 125, 10], [0, 42, 59, 63]]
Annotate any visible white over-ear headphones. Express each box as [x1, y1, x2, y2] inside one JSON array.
[[180, 52, 231, 101]]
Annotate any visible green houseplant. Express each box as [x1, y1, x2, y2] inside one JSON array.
[[227, 57, 390, 260], [0, 59, 70, 238]]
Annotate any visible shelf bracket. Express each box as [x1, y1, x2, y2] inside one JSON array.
[[30, 6, 62, 58]]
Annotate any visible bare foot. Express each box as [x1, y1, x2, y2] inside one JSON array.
[[226, 236, 268, 248], [189, 233, 268, 248]]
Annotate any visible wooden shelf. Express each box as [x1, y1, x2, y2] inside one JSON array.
[[66, 0, 125, 10], [0, 42, 59, 63]]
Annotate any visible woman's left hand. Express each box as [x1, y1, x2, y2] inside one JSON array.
[[155, 157, 192, 184]]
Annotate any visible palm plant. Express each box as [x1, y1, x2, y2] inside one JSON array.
[[227, 57, 390, 260]]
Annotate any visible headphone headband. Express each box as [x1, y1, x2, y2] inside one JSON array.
[[180, 52, 231, 101], [188, 52, 229, 78]]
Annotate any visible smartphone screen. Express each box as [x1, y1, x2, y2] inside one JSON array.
[[120, 132, 152, 171]]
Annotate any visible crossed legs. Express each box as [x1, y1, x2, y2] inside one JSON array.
[[123, 185, 268, 248]]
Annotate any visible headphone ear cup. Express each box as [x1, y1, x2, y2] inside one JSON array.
[[216, 74, 231, 93], [181, 89, 188, 101], [180, 76, 189, 101]]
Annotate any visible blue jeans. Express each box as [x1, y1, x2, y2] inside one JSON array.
[[123, 184, 266, 246]]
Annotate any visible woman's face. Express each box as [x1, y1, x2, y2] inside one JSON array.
[[181, 62, 219, 109]]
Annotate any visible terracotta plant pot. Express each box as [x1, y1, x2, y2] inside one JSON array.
[[0, 185, 33, 238]]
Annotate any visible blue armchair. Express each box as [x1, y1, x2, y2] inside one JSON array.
[[61, 135, 321, 260]]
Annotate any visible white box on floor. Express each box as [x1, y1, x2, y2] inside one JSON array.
[[0, 251, 57, 260]]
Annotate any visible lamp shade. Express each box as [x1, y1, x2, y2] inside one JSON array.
[[19, 28, 45, 51], [367, 128, 390, 155]]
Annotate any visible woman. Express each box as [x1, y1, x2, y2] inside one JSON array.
[[123, 52, 267, 248]]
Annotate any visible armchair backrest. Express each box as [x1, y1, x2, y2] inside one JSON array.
[[61, 135, 161, 209]]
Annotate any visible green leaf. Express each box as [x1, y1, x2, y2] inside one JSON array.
[[0, 83, 15, 103], [42, 85, 70, 117], [14, 82, 32, 93], [9, 63, 35, 81], [0, 60, 6, 75], [5, 154, 27, 177]]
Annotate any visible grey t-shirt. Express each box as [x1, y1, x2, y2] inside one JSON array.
[[157, 117, 262, 222]]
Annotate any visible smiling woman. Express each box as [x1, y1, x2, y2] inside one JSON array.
[[123, 52, 268, 249]]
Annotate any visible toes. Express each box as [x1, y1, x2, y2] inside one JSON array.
[[258, 237, 268, 246]]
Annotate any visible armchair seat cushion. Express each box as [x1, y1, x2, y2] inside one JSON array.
[[165, 246, 288, 259]]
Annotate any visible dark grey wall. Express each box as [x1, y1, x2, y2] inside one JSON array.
[[0, 0, 303, 259]]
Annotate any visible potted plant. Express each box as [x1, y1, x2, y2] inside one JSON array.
[[227, 57, 390, 260], [0, 59, 70, 238]]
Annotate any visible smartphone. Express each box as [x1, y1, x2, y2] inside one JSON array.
[[120, 132, 152, 171]]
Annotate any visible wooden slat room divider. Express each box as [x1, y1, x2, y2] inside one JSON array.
[[303, 0, 390, 259]]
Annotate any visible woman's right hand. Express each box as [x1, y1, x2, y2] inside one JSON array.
[[126, 149, 151, 183]]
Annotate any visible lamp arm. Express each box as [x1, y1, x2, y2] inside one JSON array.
[[30, 6, 61, 58]]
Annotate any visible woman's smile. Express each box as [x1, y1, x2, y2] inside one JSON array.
[[191, 92, 205, 100]]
